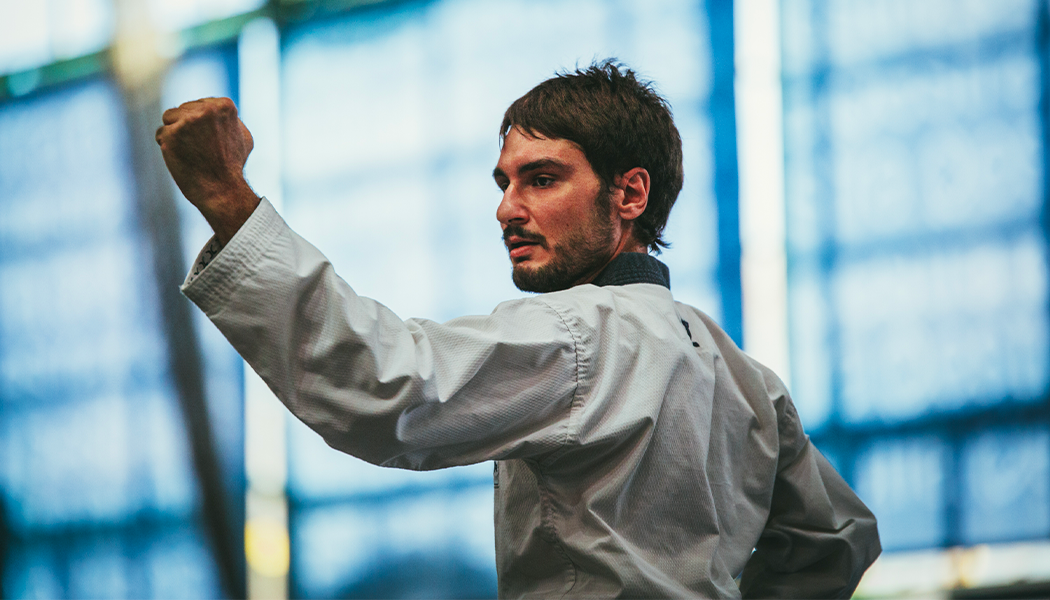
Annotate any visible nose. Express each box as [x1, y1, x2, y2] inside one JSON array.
[[496, 184, 528, 226]]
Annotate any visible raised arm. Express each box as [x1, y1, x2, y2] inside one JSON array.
[[179, 200, 581, 469], [159, 98, 584, 470]]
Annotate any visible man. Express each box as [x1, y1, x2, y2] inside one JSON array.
[[157, 62, 880, 598]]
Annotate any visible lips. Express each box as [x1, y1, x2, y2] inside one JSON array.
[[503, 227, 547, 262], [508, 241, 538, 260], [504, 233, 544, 261]]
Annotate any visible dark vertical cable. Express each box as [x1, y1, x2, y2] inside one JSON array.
[[706, 0, 744, 348], [120, 86, 246, 599]]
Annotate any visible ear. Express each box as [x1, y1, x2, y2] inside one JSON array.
[[615, 167, 650, 222]]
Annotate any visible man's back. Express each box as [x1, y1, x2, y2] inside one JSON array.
[[492, 275, 878, 598]]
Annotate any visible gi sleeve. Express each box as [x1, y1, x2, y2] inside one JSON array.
[[738, 389, 882, 599], [181, 198, 581, 470]]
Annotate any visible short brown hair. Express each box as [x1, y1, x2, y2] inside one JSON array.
[[500, 60, 684, 252]]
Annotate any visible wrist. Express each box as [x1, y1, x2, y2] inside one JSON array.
[[198, 180, 261, 245]]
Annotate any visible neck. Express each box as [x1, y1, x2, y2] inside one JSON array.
[[574, 232, 647, 287], [609, 227, 647, 259]]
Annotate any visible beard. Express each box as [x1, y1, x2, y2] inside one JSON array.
[[506, 190, 616, 293]]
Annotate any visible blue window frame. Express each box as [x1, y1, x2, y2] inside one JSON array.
[[0, 44, 247, 598], [781, 0, 1050, 551], [0, 79, 222, 598]]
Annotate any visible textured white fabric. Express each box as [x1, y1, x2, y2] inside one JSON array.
[[182, 198, 880, 599]]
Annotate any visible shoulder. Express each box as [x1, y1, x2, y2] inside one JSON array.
[[675, 301, 745, 362], [534, 283, 689, 355], [676, 300, 798, 427], [537, 282, 677, 321], [450, 284, 687, 360]]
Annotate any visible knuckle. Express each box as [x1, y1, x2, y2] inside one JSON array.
[[214, 97, 237, 115]]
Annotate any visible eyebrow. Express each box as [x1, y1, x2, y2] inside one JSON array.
[[492, 158, 568, 181]]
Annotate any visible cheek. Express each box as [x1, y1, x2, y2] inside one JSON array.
[[538, 212, 583, 247], [544, 210, 579, 231], [545, 194, 597, 229]]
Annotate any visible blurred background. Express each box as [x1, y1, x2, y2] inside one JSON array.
[[1, 0, 1049, 598]]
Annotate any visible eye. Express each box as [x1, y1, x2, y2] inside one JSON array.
[[533, 175, 555, 188]]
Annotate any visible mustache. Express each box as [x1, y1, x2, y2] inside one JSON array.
[[502, 225, 548, 248]]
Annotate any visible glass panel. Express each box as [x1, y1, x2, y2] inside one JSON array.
[[826, 0, 1035, 68], [783, 1, 1049, 422], [0, 0, 114, 74], [50, 0, 114, 61], [292, 487, 496, 599], [0, 1, 53, 74], [784, 0, 1036, 76], [0, 79, 221, 597], [853, 437, 947, 550], [961, 428, 1050, 544], [1, 391, 198, 529], [3, 542, 64, 599], [835, 233, 1049, 422], [146, 527, 223, 599], [5, 525, 220, 599], [67, 535, 133, 599], [783, 0, 1049, 554], [781, 102, 824, 256], [0, 81, 132, 253], [0, 240, 168, 407], [829, 54, 1041, 246], [787, 265, 833, 428], [148, 0, 265, 33]]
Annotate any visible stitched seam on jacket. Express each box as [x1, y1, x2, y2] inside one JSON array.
[[537, 298, 584, 453], [527, 458, 579, 597], [530, 299, 582, 595]]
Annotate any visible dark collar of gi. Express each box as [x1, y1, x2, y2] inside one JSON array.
[[589, 252, 671, 289]]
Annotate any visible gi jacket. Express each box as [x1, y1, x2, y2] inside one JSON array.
[[182, 198, 880, 598]]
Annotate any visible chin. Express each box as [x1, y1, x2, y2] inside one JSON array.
[[511, 263, 574, 294], [511, 264, 535, 283]]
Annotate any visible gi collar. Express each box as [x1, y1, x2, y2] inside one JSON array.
[[590, 252, 671, 289]]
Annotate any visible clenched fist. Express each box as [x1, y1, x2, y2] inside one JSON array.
[[156, 97, 261, 244]]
